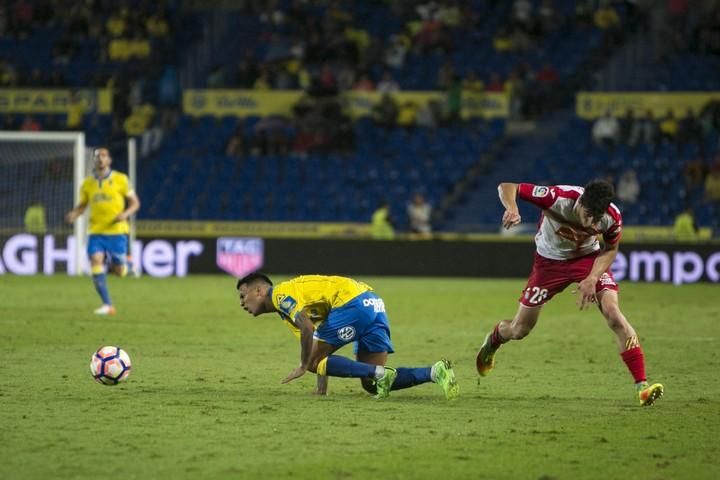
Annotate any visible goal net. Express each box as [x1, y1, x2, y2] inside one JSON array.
[[0, 132, 136, 275]]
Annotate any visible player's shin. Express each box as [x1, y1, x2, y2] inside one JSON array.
[[91, 264, 112, 305], [391, 367, 432, 390], [620, 335, 647, 384]]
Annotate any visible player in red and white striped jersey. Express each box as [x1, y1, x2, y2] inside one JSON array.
[[476, 179, 664, 406]]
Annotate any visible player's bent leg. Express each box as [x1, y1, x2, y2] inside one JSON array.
[[598, 290, 663, 406], [597, 290, 636, 353], [356, 351, 388, 395], [477, 304, 542, 376]]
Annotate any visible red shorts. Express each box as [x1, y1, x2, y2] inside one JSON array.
[[519, 252, 619, 307]]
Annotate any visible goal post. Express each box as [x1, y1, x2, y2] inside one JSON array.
[[0, 132, 137, 276], [0, 131, 86, 274]]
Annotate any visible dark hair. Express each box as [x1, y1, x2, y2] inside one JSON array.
[[236, 272, 273, 290], [580, 179, 615, 221]]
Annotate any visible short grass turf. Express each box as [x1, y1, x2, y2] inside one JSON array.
[[1, 275, 719, 480]]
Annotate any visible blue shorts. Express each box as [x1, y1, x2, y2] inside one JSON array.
[[314, 292, 395, 354], [87, 234, 128, 266]]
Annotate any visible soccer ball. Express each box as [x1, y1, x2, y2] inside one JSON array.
[[90, 346, 132, 385]]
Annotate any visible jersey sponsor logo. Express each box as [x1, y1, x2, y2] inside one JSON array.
[[337, 326, 356, 342], [216, 237, 264, 277], [532, 186, 549, 197], [278, 295, 297, 315], [362, 297, 386, 313]]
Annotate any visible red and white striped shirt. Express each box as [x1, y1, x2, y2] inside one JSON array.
[[517, 183, 622, 260]]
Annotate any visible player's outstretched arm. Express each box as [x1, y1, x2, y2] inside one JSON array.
[[497, 182, 521, 229]]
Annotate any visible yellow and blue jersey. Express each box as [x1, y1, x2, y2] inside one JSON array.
[[79, 170, 133, 235], [271, 275, 373, 336]]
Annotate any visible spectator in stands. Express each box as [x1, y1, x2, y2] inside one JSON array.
[[629, 110, 658, 149], [66, 92, 85, 130], [575, 0, 594, 28], [462, 71, 484, 94], [407, 193, 432, 238], [0, 58, 18, 86], [397, 101, 418, 130], [353, 73, 375, 91], [538, 0, 561, 34], [2, 115, 18, 130], [445, 74, 462, 125], [253, 115, 291, 155], [24, 200, 47, 234], [437, 59, 456, 89], [416, 99, 441, 129], [533, 63, 559, 114], [599, 3, 625, 46], [20, 115, 41, 132], [658, 110, 679, 143], [207, 65, 226, 89], [594, 0, 621, 31], [11, 0, 33, 38], [24, 68, 44, 87], [493, 27, 514, 53], [684, 155, 707, 190], [371, 200, 395, 240], [673, 207, 698, 242], [485, 72, 505, 92], [592, 110, 620, 150], [253, 67, 272, 90], [385, 34, 408, 69], [678, 108, 704, 153], [505, 70, 526, 119], [616, 169, 640, 204], [512, 0, 534, 33], [705, 164, 720, 205], [372, 93, 399, 129], [619, 109, 636, 145], [226, 124, 247, 158], [236, 57, 260, 89], [377, 71, 400, 93]]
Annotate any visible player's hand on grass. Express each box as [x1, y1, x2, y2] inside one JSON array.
[[501, 210, 521, 229], [572, 277, 597, 310], [281, 365, 307, 384]]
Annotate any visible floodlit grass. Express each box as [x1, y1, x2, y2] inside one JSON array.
[[1, 275, 718, 479]]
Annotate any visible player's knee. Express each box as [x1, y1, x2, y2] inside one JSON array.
[[307, 356, 326, 374], [361, 378, 377, 395]]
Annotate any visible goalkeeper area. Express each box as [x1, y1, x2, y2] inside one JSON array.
[[0, 132, 137, 274], [1, 275, 718, 480]]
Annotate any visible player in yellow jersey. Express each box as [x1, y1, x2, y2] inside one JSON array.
[[236, 273, 459, 400], [65, 148, 140, 315]]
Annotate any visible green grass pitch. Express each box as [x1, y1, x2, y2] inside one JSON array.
[[1, 275, 719, 479]]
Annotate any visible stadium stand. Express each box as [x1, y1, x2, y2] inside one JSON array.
[[2, 0, 719, 234]]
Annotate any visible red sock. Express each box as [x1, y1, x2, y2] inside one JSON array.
[[489, 323, 508, 350], [620, 346, 647, 383]]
